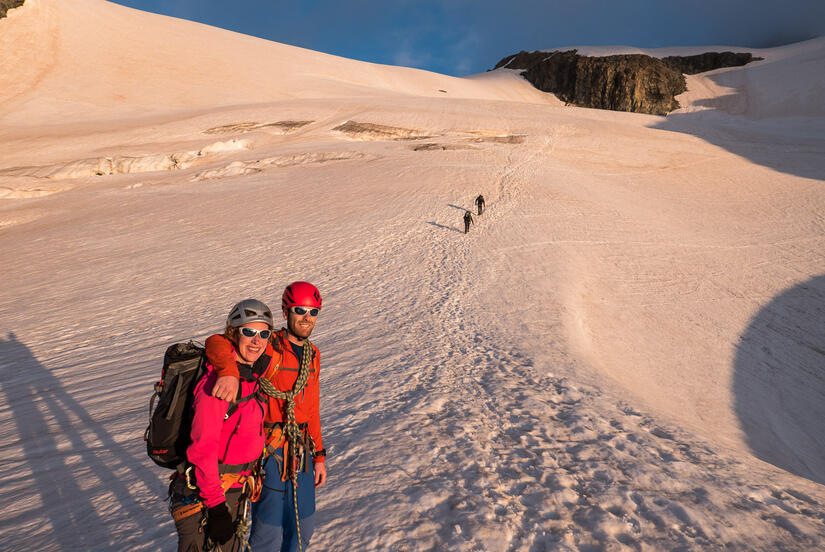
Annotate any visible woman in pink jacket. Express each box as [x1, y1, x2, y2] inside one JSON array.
[[170, 299, 274, 552]]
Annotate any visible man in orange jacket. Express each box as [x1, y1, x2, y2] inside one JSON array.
[[205, 282, 326, 552]]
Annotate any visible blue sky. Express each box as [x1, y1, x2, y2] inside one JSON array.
[[111, 0, 825, 76]]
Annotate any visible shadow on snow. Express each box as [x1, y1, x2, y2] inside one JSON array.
[[427, 221, 462, 234], [733, 274, 825, 485], [651, 68, 824, 181], [0, 332, 167, 549]]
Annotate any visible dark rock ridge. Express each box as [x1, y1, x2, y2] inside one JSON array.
[[662, 52, 760, 75], [494, 49, 760, 115], [497, 50, 685, 115], [0, 0, 25, 19]]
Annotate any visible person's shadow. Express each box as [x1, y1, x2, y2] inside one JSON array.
[[427, 221, 462, 233], [733, 274, 825, 485], [0, 332, 169, 550], [427, 203, 475, 233]]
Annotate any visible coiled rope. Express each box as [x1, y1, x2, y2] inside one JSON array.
[[257, 337, 313, 552]]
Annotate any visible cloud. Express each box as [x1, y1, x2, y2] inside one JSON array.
[[392, 45, 433, 69], [450, 31, 483, 75]]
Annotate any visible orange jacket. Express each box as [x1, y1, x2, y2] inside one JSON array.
[[204, 330, 324, 462]]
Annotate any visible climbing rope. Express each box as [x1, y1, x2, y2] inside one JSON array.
[[237, 482, 253, 552], [257, 336, 313, 552], [292, 472, 303, 551]]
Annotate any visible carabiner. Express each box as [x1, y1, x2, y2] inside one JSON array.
[[185, 465, 198, 490]]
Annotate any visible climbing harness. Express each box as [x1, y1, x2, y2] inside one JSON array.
[[169, 464, 262, 552], [257, 336, 314, 552], [170, 463, 261, 523]]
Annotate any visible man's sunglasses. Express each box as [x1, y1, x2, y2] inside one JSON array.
[[290, 306, 320, 317], [239, 327, 272, 340]]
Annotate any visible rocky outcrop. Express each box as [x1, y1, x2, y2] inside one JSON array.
[[494, 49, 759, 115], [495, 50, 685, 115], [662, 52, 760, 75], [0, 0, 25, 18]]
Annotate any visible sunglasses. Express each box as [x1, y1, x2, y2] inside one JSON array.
[[290, 306, 320, 317], [239, 327, 272, 340]]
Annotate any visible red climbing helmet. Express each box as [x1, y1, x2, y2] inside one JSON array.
[[282, 281, 322, 311]]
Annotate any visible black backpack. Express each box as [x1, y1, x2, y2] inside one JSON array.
[[145, 342, 207, 470]]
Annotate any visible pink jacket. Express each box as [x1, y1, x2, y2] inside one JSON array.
[[187, 363, 267, 508]]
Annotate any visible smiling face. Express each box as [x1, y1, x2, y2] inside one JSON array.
[[284, 306, 318, 344], [235, 321, 269, 364]]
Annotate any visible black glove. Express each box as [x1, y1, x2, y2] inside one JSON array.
[[206, 502, 235, 545]]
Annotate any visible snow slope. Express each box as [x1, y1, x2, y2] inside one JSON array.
[[1, 1, 824, 550]]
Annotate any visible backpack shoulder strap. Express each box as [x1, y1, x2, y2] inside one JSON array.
[[225, 351, 275, 419], [224, 387, 259, 420], [224, 381, 242, 420]]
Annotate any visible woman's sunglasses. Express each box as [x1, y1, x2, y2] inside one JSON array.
[[290, 306, 320, 317], [239, 327, 272, 340]]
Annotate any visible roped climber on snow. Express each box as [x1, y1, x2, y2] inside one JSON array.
[[205, 282, 326, 552], [169, 299, 274, 552], [475, 194, 485, 215], [463, 210, 474, 234]]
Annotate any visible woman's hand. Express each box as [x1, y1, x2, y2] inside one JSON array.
[[205, 502, 236, 544], [314, 462, 327, 488], [211, 375, 238, 402]]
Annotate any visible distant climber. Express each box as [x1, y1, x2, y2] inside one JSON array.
[[475, 194, 485, 215], [463, 211, 474, 234]]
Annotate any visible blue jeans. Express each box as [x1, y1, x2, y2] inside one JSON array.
[[249, 452, 316, 552]]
